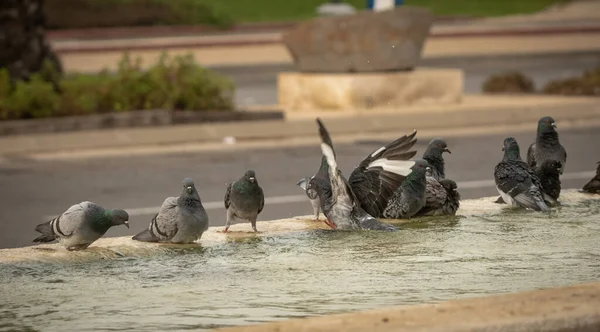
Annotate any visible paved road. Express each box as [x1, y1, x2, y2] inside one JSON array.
[[1, 125, 598, 249], [218, 52, 600, 107]]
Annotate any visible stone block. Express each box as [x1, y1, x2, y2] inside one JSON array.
[[282, 6, 433, 73], [278, 68, 463, 111]]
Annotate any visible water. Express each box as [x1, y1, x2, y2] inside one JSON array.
[[1, 192, 600, 331]]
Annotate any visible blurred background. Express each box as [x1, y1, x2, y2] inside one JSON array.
[[0, 0, 599, 249]]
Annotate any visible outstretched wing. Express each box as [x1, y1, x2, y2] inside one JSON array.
[[349, 131, 417, 217]]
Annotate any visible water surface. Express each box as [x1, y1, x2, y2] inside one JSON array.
[[1, 194, 599, 331]]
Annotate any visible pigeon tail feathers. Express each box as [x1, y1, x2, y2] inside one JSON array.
[[132, 228, 160, 242], [33, 221, 56, 243]]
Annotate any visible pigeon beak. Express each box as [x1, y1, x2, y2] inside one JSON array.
[[551, 122, 557, 129], [186, 186, 193, 194], [444, 148, 451, 154], [323, 219, 337, 229], [249, 177, 255, 183], [123, 221, 130, 228], [502, 146, 505, 151], [296, 179, 307, 190]]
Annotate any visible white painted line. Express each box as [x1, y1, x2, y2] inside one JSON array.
[[42, 171, 596, 219]]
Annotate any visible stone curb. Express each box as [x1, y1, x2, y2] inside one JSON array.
[[0, 96, 598, 156], [0, 109, 284, 137], [215, 281, 600, 332], [51, 25, 600, 54]]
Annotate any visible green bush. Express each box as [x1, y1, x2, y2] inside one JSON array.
[[482, 71, 536, 94], [0, 52, 235, 121], [542, 67, 600, 96]]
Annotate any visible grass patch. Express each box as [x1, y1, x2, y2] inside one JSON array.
[[0, 53, 234, 121], [45, 0, 566, 28], [403, 0, 567, 18]]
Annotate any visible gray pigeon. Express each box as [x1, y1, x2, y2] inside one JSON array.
[[535, 159, 562, 203], [422, 138, 451, 180], [527, 116, 567, 174], [382, 159, 429, 219], [132, 178, 209, 243], [582, 162, 600, 193], [223, 170, 265, 232], [416, 169, 461, 216], [494, 137, 550, 212], [33, 201, 129, 251], [310, 118, 397, 231], [296, 176, 321, 220], [299, 132, 418, 219]]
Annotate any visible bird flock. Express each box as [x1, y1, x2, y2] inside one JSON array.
[[33, 116, 600, 250]]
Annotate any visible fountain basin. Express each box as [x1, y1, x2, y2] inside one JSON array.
[[1, 190, 599, 331]]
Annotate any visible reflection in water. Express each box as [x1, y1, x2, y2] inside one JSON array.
[[1, 198, 600, 331]]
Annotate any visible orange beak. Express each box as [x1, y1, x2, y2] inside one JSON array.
[[323, 219, 337, 229]]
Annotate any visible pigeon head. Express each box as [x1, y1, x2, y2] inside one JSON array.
[[425, 167, 434, 178], [410, 159, 430, 172], [440, 179, 458, 192], [424, 138, 451, 158], [537, 116, 557, 133], [296, 177, 311, 190], [183, 178, 196, 194], [501, 137, 521, 161], [111, 209, 130, 228], [244, 170, 257, 184]]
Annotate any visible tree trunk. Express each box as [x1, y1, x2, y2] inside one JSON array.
[[0, 0, 62, 82]]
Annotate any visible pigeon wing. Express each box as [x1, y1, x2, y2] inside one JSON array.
[[54, 202, 91, 237], [349, 131, 417, 217], [527, 143, 537, 169], [495, 162, 548, 211], [224, 183, 232, 209], [425, 177, 447, 207], [151, 197, 179, 240], [257, 186, 265, 215]]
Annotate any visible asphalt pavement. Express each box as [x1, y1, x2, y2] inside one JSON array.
[[222, 51, 600, 107], [1, 124, 598, 249]]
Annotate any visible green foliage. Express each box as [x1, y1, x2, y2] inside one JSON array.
[[44, 0, 567, 28], [2, 74, 61, 120], [45, 0, 234, 29], [482, 72, 536, 94], [0, 53, 234, 121], [542, 67, 600, 96]]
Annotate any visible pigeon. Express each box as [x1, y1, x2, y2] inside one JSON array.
[[347, 131, 417, 217], [527, 116, 567, 174], [296, 176, 321, 220], [382, 159, 430, 219], [416, 169, 461, 216], [132, 178, 209, 244], [535, 159, 562, 202], [310, 118, 397, 231], [422, 138, 451, 180], [33, 202, 129, 251], [581, 161, 600, 193], [223, 170, 265, 232], [494, 137, 550, 212]]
